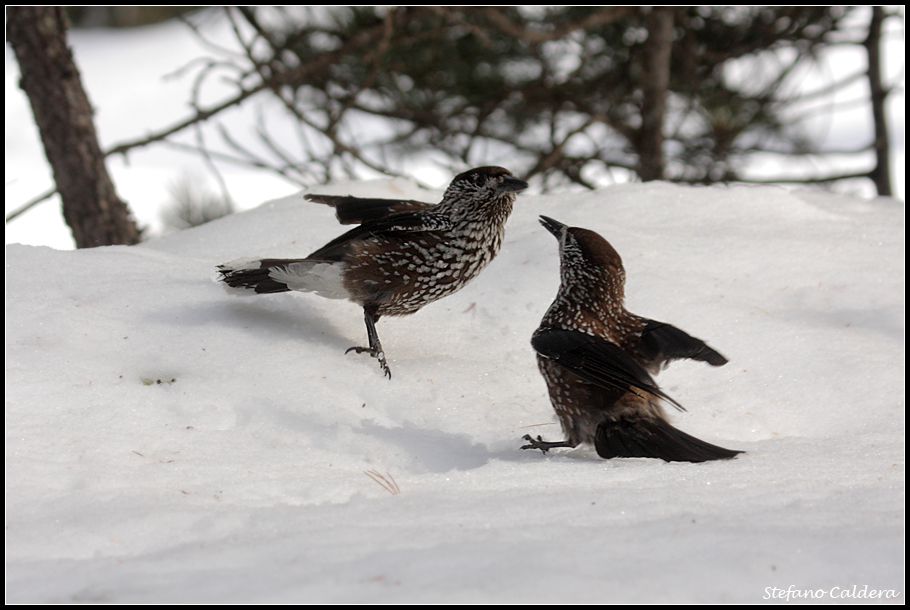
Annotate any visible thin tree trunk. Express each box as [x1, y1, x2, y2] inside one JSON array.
[[864, 6, 892, 197], [7, 6, 141, 248], [637, 7, 675, 182]]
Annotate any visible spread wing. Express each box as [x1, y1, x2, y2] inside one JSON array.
[[305, 194, 435, 225], [531, 327, 685, 411], [634, 320, 728, 372], [307, 211, 454, 261]]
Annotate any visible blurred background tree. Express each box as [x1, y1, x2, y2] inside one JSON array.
[[7, 6, 143, 247], [6, 5, 903, 246], [154, 5, 896, 196]]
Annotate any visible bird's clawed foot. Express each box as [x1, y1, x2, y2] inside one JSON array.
[[521, 434, 549, 453], [345, 345, 392, 379], [521, 434, 547, 453], [354, 307, 392, 379], [521, 434, 575, 453]]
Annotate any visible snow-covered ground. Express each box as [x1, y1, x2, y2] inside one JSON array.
[[5, 179, 904, 603]]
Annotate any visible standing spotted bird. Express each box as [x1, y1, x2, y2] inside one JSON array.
[[218, 167, 528, 378], [522, 216, 741, 463]]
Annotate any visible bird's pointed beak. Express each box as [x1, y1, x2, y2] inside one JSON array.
[[497, 175, 529, 194], [539, 215, 567, 239]]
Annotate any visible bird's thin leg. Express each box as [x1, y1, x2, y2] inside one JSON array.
[[521, 434, 577, 453], [345, 306, 391, 379]]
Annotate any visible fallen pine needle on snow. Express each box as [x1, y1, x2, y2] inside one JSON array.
[[364, 469, 401, 495]]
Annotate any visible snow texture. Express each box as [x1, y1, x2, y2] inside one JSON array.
[[5, 180, 904, 603]]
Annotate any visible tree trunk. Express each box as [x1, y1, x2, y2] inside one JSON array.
[[7, 6, 142, 248], [864, 6, 892, 197], [637, 7, 675, 182]]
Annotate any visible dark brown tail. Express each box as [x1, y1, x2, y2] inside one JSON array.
[[218, 258, 306, 294], [595, 417, 742, 463]]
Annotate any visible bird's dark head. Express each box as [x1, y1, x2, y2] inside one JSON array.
[[539, 215, 625, 294], [540, 216, 623, 272], [445, 167, 528, 205]]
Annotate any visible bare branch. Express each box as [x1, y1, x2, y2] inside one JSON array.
[[718, 170, 874, 185], [468, 6, 635, 43], [6, 187, 57, 222]]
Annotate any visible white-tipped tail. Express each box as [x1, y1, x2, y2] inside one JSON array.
[[221, 256, 267, 272], [216, 257, 268, 295]]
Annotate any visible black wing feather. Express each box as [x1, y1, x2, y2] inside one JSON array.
[[635, 320, 728, 370], [305, 194, 435, 225], [306, 211, 454, 261], [531, 327, 685, 411]]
